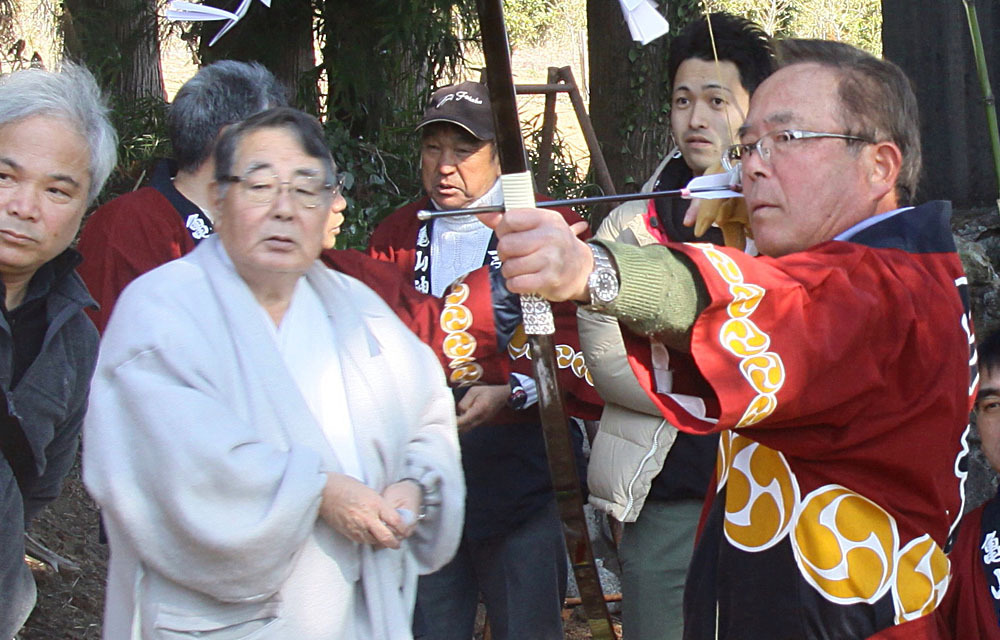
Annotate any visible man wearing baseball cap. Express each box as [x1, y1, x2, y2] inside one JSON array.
[[367, 82, 592, 640]]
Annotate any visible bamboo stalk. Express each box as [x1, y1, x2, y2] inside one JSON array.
[[962, 0, 1000, 213]]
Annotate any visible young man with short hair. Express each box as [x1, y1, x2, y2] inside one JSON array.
[[936, 330, 1000, 639], [580, 14, 774, 640]]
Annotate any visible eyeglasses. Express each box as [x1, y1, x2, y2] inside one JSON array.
[[223, 169, 346, 209], [722, 129, 874, 170]]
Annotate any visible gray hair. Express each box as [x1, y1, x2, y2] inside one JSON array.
[[169, 61, 287, 173], [0, 61, 117, 204]]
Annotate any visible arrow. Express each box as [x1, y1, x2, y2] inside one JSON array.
[[417, 168, 742, 220]]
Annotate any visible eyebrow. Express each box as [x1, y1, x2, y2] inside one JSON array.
[[674, 82, 735, 95], [977, 386, 1000, 403], [0, 156, 82, 190], [243, 161, 274, 174], [737, 111, 795, 139], [243, 162, 321, 178]]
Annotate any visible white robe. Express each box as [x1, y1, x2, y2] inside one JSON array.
[[83, 235, 464, 640]]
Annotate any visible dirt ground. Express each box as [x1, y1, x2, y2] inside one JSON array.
[[17, 460, 617, 640], [19, 461, 105, 639]]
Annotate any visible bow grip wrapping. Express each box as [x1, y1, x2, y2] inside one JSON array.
[[501, 171, 556, 336]]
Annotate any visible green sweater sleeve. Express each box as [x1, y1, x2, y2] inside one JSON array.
[[593, 240, 708, 351]]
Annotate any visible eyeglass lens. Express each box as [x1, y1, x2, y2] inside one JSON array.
[[241, 168, 333, 209]]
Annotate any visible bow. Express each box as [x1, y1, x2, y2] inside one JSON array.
[[475, 1, 616, 637]]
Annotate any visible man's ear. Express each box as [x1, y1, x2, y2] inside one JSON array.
[[210, 181, 225, 227], [868, 141, 903, 204]]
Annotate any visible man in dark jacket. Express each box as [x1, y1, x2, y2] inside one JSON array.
[[0, 62, 117, 638]]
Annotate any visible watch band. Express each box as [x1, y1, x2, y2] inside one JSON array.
[[587, 243, 620, 311], [507, 374, 528, 410]]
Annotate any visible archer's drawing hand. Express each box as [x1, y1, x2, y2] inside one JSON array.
[[683, 162, 750, 249], [478, 207, 592, 302]]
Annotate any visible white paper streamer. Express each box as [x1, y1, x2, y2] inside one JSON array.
[[618, 0, 670, 45], [165, 0, 267, 46], [684, 165, 743, 199]]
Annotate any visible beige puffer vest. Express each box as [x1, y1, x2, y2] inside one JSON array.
[[581, 154, 681, 523]]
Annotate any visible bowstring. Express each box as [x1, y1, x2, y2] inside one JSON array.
[[702, 2, 738, 152]]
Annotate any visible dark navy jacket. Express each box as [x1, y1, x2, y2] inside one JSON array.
[[0, 249, 98, 638]]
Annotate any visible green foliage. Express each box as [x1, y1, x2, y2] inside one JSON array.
[[704, 0, 882, 54], [788, 0, 882, 55], [614, 0, 700, 188], [96, 94, 170, 206], [703, 0, 795, 36], [504, 0, 557, 48], [323, 121, 423, 250], [316, 0, 476, 140]]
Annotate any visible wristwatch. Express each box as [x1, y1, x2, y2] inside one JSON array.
[[587, 243, 620, 310], [507, 374, 528, 410]]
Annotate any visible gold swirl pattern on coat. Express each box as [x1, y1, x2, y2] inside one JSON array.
[[440, 282, 481, 385], [444, 283, 470, 305], [507, 325, 594, 387], [722, 434, 798, 551], [715, 431, 734, 489], [727, 283, 766, 318], [720, 318, 770, 356], [442, 332, 476, 361], [740, 354, 785, 395], [449, 362, 484, 385], [692, 245, 784, 427], [441, 305, 474, 332], [792, 485, 897, 604], [892, 535, 950, 624]]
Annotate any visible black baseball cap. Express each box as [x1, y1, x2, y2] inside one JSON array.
[[416, 81, 495, 141]]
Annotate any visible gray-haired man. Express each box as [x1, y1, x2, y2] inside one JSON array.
[[77, 60, 287, 332], [0, 62, 117, 639]]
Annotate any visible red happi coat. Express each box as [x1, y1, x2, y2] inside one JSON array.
[[368, 196, 602, 419], [936, 494, 1000, 639], [321, 248, 509, 385], [78, 186, 199, 333], [623, 202, 975, 639], [77, 167, 510, 383]]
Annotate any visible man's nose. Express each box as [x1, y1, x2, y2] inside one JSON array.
[[689, 100, 711, 129], [330, 191, 347, 213], [269, 183, 297, 218], [436, 150, 460, 172], [741, 147, 770, 181], [3, 183, 40, 220]]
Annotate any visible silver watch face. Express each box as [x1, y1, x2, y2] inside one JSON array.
[[591, 269, 619, 303]]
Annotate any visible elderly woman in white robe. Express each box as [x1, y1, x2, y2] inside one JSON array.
[[83, 107, 464, 640]]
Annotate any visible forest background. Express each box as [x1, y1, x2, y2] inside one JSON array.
[[3, 0, 891, 250]]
